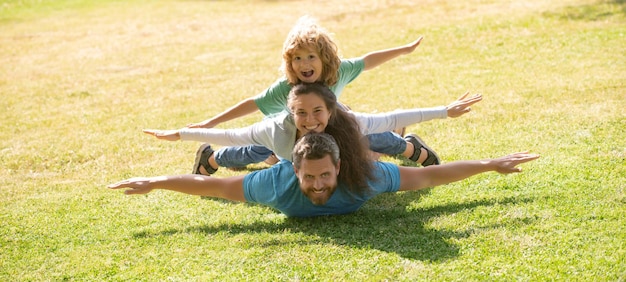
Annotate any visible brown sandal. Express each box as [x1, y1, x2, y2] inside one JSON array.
[[192, 144, 218, 175]]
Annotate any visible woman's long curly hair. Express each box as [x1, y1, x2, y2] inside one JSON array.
[[281, 16, 341, 87], [289, 83, 374, 194]]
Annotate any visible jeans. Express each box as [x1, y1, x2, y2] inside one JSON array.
[[214, 145, 274, 167], [214, 132, 406, 168], [366, 131, 407, 155]]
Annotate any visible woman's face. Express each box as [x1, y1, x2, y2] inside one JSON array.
[[290, 92, 331, 137], [291, 47, 323, 83]]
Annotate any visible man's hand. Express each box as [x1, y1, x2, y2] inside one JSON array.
[[108, 177, 162, 195], [143, 129, 181, 141], [446, 92, 483, 118], [489, 152, 540, 174]]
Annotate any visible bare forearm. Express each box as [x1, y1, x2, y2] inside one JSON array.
[[148, 175, 211, 195], [362, 38, 422, 71], [113, 175, 247, 201], [204, 98, 259, 127], [362, 48, 409, 70], [423, 160, 494, 187], [398, 152, 539, 191], [398, 160, 495, 191]]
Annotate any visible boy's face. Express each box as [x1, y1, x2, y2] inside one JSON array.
[[291, 47, 323, 83], [294, 155, 340, 205]]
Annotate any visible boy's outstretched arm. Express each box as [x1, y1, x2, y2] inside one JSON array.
[[187, 97, 259, 128], [362, 37, 423, 71], [398, 152, 540, 191], [108, 174, 247, 201]]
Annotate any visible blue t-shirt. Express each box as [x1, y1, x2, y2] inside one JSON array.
[[254, 58, 365, 116], [243, 160, 401, 217]]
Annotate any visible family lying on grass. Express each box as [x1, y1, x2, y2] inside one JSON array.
[[108, 17, 539, 217], [110, 82, 536, 217], [109, 130, 539, 217]]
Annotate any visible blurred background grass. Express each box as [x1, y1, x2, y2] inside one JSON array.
[[1, 0, 624, 280]]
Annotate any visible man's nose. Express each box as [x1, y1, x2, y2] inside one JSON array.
[[313, 179, 323, 189]]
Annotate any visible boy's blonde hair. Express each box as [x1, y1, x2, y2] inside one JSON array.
[[281, 16, 341, 86]]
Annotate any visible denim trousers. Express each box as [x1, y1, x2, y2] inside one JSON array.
[[214, 131, 406, 167]]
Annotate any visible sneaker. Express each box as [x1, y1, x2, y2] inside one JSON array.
[[192, 143, 218, 175], [404, 134, 440, 166]]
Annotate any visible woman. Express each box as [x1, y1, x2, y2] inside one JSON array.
[[144, 82, 480, 186]]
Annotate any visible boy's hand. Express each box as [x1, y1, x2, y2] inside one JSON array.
[[403, 36, 424, 54], [143, 129, 181, 141], [446, 92, 483, 118], [187, 120, 213, 128]]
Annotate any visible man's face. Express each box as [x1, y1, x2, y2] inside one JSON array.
[[290, 47, 323, 83], [294, 155, 340, 205]]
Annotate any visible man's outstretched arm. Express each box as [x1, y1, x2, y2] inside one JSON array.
[[108, 174, 247, 202], [397, 152, 540, 191]]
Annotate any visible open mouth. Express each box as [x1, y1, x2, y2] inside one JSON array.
[[301, 70, 314, 78], [304, 124, 320, 131], [308, 189, 330, 205]]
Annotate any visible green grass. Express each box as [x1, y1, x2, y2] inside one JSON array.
[[1, 0, 625, 280]]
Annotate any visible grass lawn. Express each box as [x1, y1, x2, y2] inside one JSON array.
[[1, 0, 624, 280]]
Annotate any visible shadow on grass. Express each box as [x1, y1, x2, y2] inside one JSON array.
[[135, 193, 535, 262]]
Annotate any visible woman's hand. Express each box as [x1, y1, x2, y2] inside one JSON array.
[[446, 92, 483, 118], [143, 129, 181, 141]]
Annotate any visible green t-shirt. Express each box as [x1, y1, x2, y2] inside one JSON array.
[[254, 57, 365, 116]]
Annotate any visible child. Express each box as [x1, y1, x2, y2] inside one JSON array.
[[185, 16, 446, 176]]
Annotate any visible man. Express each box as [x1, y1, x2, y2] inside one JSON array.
[[108, 133, 539, 217]]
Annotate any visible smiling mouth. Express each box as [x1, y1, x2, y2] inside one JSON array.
[[309, 190, 329, 205], [304, 124, 320, 130], [301, 70, 314, 78]]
